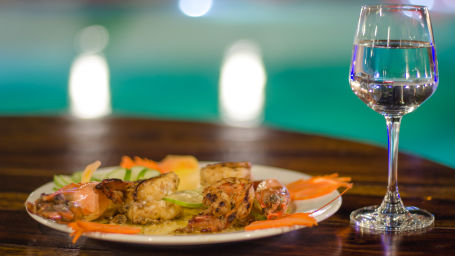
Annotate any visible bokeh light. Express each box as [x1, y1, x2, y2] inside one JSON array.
[[69, 25, 111, 119], [69, 54, 111, 119], [219, 40, 266, 127], [179, 0, 213, 17], [76, 25, 109, 54]]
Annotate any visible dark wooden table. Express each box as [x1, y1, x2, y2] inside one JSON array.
[[1, 116, 454, 255]]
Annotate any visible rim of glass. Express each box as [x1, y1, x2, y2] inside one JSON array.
[[362, 4, 427, 11]]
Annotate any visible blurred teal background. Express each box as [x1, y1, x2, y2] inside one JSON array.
[[0, 0, 454, 167]]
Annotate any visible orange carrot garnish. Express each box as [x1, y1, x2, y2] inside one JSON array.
[[311, 185, 352, 214], [68, 221, 141, 243], [245, 212, 317, 231], [120, 156, 165, 173], [286, 173, 353, 200], [133, 156, 162, 171], [120, 156, 136, 169]]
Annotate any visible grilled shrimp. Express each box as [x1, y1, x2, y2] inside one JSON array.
[[180, 177, 254, 233], [124, 172, 182, 224], [253, 179, 290, 220], [200, 162, 252, 187], [27, 181, 126, 223]]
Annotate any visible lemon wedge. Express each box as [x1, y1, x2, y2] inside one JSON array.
[[81, 160, 101, 183]]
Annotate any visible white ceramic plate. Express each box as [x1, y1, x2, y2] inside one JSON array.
[[26, 163, 342, 245]]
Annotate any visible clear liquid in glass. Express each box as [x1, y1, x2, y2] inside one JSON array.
[[349, 40, 438, 116]]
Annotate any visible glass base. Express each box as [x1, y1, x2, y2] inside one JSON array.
[[350, 205, 434, 232]]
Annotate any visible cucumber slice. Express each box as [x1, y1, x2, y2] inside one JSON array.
[[71, 171, 82, 183], [124, 169, 132, 181], [136, 168, 148, 180], [60, 175, 73, 185], [64, 166, 160, 186], [53, 175, 74, 188], [104, 167, 127, 180], [163, 190, 204, 208], [130, 166, 160, 181], [91, 171, 106, 181], [53, 175, 65, 188], [130, 166, 146, 180], [138, 168, 160, 180]]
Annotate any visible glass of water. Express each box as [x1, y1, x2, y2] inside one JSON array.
[[349, 4, 438, 232]]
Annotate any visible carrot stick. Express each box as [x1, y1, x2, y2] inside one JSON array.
[[67, 221, 141, 243], [120, 156, 135, 169], [133, 156, 162, 172], [67, 222, 79, 230], [287, 173, 353, 200], [71, 230, 83, 244], [311, 186, 352, 214], [76, 221, 141, 234], [120, 156, 165, 173], [245, 213, 317, 231]]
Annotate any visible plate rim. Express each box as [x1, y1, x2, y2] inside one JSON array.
[[26, 163, 342, 245]]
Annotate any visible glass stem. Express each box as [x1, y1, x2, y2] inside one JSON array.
[[379, 116, 408, 215], [387, 116, 401, 196]]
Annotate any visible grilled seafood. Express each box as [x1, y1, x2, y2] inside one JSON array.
[[253, 179, 290, 220], [179, 176, 292, 233], [178, 161, 292, 233], [27, 181, 122, 223], [201, 161, 291, 219], [27, 172, 182, 224], [200, 162, 252, 187], [124, 172, 182, 224], [179, 177, 255, 233], [28, 159, 346, 238]]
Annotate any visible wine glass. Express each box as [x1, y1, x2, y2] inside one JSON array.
[[349, 4, 438, 232]]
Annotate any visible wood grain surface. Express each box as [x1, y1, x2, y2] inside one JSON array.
[[0, 116, 454, 256]]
